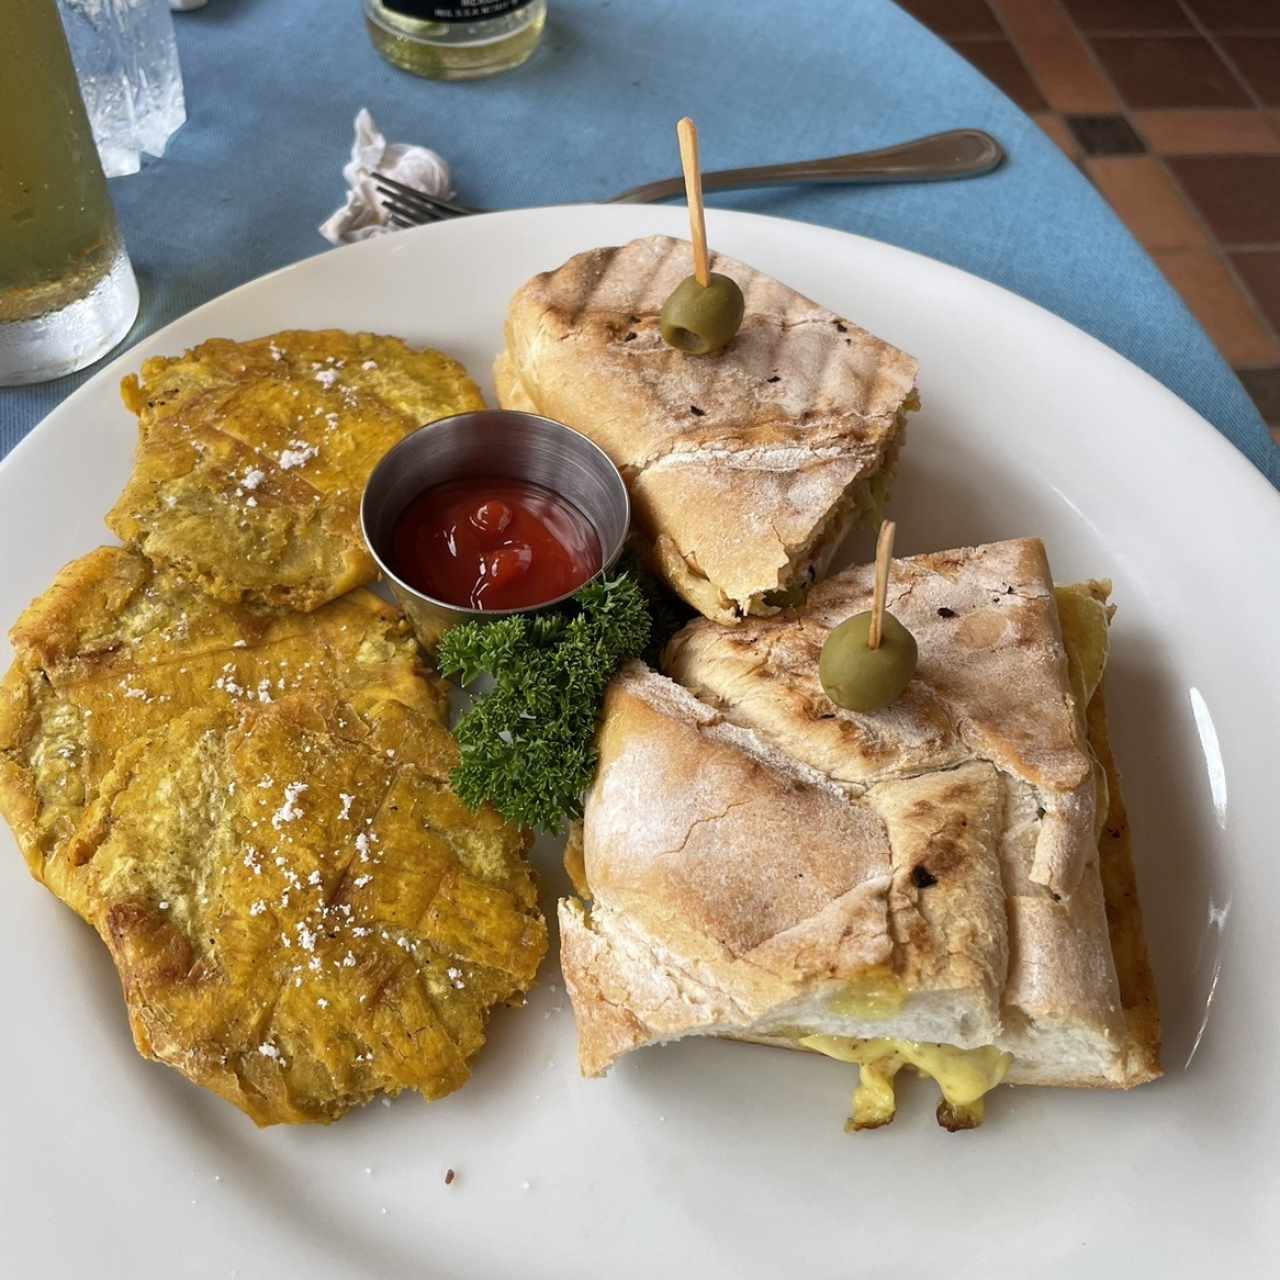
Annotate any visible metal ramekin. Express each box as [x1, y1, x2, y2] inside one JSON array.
[[361, 409, 631, 651]]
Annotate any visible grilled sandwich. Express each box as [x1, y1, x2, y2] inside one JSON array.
[[558, 539, 1160, 1130], [496, 235, 919, 624]]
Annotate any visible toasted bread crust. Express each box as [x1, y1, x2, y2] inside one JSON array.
[[561, 665, 1013, 1074], [1091, 685, 1162, 1084]]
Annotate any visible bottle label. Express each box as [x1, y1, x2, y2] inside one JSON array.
[[381, 0, 534, 20]]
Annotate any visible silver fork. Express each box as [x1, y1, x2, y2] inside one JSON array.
[[373, 128, 1003, 225]]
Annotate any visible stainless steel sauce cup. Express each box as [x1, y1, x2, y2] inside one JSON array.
[[361, 409, 631, 650]]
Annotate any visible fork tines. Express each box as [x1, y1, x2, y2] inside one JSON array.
[[371, 171, 476, 223]]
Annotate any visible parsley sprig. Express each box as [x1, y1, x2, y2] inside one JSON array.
[[437, 571, 656, 832]]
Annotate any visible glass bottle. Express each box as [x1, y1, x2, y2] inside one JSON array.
[[0, 0, 139, 386], [364, 0, 547, 82]]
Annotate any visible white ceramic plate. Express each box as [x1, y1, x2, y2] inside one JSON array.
[[2, 207, 1277, 1279]]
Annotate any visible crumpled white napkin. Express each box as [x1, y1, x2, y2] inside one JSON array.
[[319, 108, 453, 245]]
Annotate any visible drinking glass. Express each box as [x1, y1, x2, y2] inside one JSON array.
[[0, 0, 140, 387], [58, 0, 187, 178]]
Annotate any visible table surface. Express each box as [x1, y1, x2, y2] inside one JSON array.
[[2, 0, 1276, 491]]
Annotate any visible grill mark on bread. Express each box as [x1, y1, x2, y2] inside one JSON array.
[[813, 308, 846, 422], [505, 235, 919, 461], [906, 806, 973, 880]]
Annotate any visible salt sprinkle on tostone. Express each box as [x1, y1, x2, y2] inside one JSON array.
[[271, 782, 308, 830], [278, 442, 318, 470]]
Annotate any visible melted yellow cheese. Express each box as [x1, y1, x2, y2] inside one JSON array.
[[801, 1035, 1012, 1130], [1055, 581, 1113, 840], [1054, 583, 1110, 713], [825, 968, 906, 1021]]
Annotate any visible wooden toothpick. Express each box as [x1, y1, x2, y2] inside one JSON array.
[[867, 519, 896, 651], [677, 117, 710, 287]]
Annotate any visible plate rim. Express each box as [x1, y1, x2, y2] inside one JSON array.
[[5, 204, 1278, 531]]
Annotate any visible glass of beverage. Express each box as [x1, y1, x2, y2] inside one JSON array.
[[1, 0, 140, 387], [58, 0, 187, 178]]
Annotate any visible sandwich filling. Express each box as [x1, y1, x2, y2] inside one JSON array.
[[666, 425, 910, 622], [800, 1036, 1012, 1131]]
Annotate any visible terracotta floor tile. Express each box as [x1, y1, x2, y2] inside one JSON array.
[[1236, 367, 1280, 423], [988, 0, 1120, 112], [1067, 113, 1146, 155], [1089, 36, 1252, 108], [1184, 0, 1280, 33], [1062, 0, 1191, 33], [1086, 155, 1208, 249], [1168, 156, 1280, 243], [1133, 109, 1280, 154], [1033, 112, 1084, 161], [1218, 37, 1280, 106], [1229, 250, 1280, 331], [896, 0, 1002, 38], [1153, 247, 1280, 364], [950, 39, 1048, 112]]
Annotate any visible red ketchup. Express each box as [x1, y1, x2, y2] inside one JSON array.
[[390, 476, 602, 611]]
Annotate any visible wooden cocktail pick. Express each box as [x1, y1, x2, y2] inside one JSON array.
[[867, 518, 896, 651], [659, 118, 745, 356], [677, 116, 711, 288]]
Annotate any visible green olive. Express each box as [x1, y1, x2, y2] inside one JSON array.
[[659, 273, 745, 356], [819, 610, 918, 713]]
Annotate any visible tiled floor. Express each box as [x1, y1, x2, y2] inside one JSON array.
[[899, 0, 1280, 442]]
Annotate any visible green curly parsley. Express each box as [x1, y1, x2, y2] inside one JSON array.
[[437, 570, 660, 832]]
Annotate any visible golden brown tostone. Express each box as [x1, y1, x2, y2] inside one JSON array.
[[107, 330, 485, 613], [0, 546, 546, 1125]]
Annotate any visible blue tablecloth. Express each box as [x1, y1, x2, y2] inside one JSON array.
[[3, 0, 1277, 489]]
